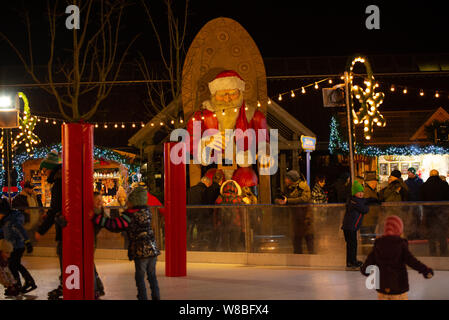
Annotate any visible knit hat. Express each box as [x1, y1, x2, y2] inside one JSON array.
[[383, 215, 404, 236], [40, 150, 61, 170], [390, 169, 402, 179], [408, 167, 416, 175], [208, 70, 246, 96], [127, 186, 148, 207], [352, 180, 364, 196], [286, 170, 300, 182], [0, 239, 13, 254]]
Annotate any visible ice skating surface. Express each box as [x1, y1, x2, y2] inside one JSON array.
[[1, 256, 447, 300]]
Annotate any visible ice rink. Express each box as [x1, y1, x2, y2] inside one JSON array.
[[1, 256, 448, 300]]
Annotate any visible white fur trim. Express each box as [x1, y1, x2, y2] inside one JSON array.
[[209, 76, 245, 95]]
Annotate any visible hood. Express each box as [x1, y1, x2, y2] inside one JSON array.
[[220, 180, 242, 196]]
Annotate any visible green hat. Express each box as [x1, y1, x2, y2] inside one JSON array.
[[40, 150, 61, 170], [352, 180, 364, 196], [127, 186, 148, 207]]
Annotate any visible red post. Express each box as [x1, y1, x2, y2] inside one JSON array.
[[62, 123, 94, 300], [164, 142, 187, 277]]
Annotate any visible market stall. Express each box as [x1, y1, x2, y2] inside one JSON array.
[[16, 144, 138, 206]]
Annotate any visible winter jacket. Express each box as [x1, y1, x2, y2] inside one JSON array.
[[188, 182, 208, 205], [205, 182, 221, 205], [341, 196, 370, 231], [362, 185, 380, 227], [285, 179, 311, 204], [420, 176, 449, 201], [0, 210, 29, 249], [311, 183, 327, 204], [405, 176, 423, 201], [37, 167, 63, 241], [379, 179, 408, 202], [93, 205, 160, 261], [361, 235, 432, 294]]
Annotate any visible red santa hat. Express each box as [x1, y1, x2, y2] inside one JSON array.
[[208, 70, 246, 95], [383, 215, 403, 236]]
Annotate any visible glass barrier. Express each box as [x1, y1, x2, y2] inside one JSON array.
[[17, 202, 449, 258]]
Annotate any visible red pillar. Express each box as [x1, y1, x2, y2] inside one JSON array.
[[164, 142, 187, 277], [62, 123, 94, 300]]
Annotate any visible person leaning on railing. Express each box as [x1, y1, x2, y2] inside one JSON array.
[[275, 170, 313, 254]]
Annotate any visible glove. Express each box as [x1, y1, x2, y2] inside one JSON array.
[[25, 240, 33, 254], [424, 268, 434, 279]]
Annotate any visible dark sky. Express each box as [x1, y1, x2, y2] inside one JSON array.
[[1, 1, 449, 149]]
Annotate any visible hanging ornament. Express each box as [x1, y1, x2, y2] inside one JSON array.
[[14, 92, 41, 152], [348, 55, 386, 140]]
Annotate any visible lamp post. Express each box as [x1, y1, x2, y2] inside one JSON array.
[[0, 94, 20, 204]]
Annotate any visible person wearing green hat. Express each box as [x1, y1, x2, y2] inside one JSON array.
[[341, 180, 370, 268]]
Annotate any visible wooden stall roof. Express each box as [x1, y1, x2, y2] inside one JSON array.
[[128, 97, 315, 152], [337, 108, 447, 146]]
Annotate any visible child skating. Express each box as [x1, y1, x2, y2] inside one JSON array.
[[0, 239, 21, 297], [361, 215, 434, 300]]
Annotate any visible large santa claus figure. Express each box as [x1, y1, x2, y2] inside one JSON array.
[[187, 70, 269, 181]]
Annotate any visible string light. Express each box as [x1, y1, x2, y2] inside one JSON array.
[[257, 101, 261, 107], [121, 123, 125, 128], [150, 123, 154, 127], [390, 85, 395, 92], [104, 124, 108, 128], [403, 88, 407, 94], [301, 87, 306, 94], [314, 82, 319, 89], [142, 123, 146, 127], [267, 99, 271, 105], [278, 94, 282, 101], [291, 90, 295, 98], [180, 119, 184, 124], [420, 89, 425, 96], [170, 120, 175, 124], [328, 79, 333, 84], [114, 124, 118, 128], [435, 91, 440, 98], [132, 123, 136, 128]]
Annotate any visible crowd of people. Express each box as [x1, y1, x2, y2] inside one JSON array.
[[0, 151, 162, 300]]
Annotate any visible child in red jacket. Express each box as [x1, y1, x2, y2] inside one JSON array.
[[361, 215, 433, 300]]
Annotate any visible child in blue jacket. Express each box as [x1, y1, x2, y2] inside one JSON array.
[[341, 181, 370, 268], [0, 198, 36, 293]]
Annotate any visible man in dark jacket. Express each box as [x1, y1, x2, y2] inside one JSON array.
[[34, 151, 65, 299], [379, 170, 408, 202], [404, 167, 424, 239], [420, 169, 449, 256], [328, 172, 351, 203], [187, 176, 212, 249]]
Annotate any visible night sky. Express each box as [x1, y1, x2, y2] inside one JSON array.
[[1, 1, 449, 150]]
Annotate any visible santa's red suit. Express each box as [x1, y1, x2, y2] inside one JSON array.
[[187, 70, 269, 158]]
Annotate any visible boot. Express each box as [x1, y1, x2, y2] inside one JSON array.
[[21, 281, 37, 294], [47, 285, 63, 300]]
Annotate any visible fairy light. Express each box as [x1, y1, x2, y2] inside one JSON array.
[[180, 119, 184, 124], [171, 120, 175, 124], [150, 123, 154, 127], [328, 79, 333, 84], [45, 119, 49, 123], [403, 88, 407, 94], [390, 85, 395, 92], [104, 124, 108, 128], [267, 99, 271, 105], [291, 90, 295, 98], [301, 87, 306, 94], [278, 94, 282, 101], [121, 123, 125, 128], [314, 82, 319, 89], [114, 124, 118, 128], [435, 91, 440, 98], [142, 123, 146, 127], [132, 123, 136, 128], [257, 101, 261, 107]]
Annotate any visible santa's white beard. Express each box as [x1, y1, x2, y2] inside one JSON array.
[[211, 94, 244, 130]]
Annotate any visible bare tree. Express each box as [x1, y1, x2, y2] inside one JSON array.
[[138, 0, 189, 124], [0, 0, 139, 122]]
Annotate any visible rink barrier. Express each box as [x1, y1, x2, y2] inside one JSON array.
[[16, 202, 449, 270]]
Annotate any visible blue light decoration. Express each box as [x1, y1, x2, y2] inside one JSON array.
[[328, 115, 449, 157], [0, 143, 140, 188]]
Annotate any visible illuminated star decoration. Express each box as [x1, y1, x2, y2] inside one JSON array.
[[13, 92, 41, 154], [349, 56, 386, 140]]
